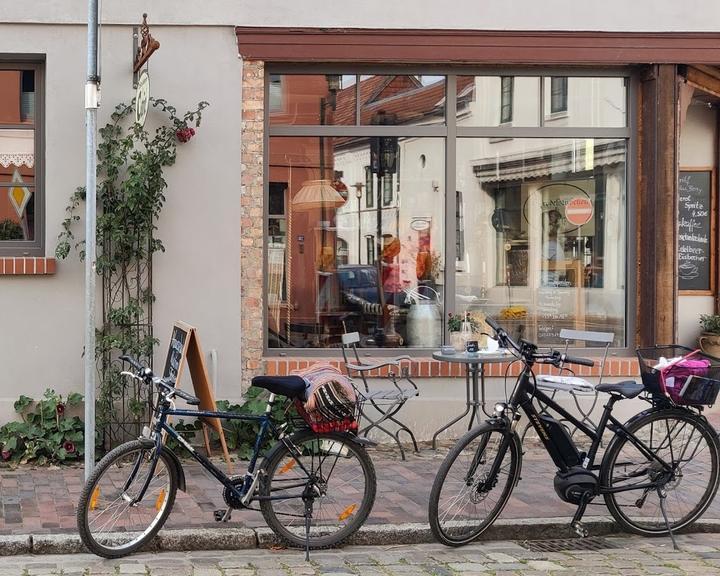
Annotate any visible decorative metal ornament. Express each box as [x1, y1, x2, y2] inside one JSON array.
[[133, 13, 160, 73]]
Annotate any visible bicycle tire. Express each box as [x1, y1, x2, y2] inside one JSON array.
[[429, 423, 522, 546], [77, 440, 178, 558], [259, 430, 376, 549], [601, 408, 720, 535]]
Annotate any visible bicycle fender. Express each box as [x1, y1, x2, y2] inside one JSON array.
[[161, 446, 187, 493]]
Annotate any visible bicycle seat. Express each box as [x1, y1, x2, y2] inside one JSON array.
[[251, 375, 306, 399], [595, 380, 644, 399]]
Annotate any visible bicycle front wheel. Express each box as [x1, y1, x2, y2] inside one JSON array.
[[429, 423, 522, 546], [602, 408, 720, 535], [77, 440, 178, 558], [259, 430, 376, 549]]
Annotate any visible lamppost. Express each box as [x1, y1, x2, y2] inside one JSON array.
[[353, 182, 363, 263], [370, 110, 399, 346]]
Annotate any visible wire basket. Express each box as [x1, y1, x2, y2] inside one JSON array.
[[292, 398, 359, 434], [636, 345, 720, 406]]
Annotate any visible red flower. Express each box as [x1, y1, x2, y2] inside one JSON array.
[[1, 450, 11, 461], [63, 441, 76, 454], [176, 127, 196, 143], [56, 403, 66, 416]]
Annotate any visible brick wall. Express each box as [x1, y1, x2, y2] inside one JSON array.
[[240, 59, 265, 387], [0, 257, 56, 275]]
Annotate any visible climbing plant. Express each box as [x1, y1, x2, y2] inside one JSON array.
[[56, 97, 208, 450]]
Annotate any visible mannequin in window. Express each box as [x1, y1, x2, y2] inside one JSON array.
[[542, 209, 566, 286]]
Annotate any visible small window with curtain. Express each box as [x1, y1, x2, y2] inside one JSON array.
[[269, 74, 282, 112], [365, 166, 374, 208], [550, 77, 568, 114], [0, 64, 43, 256], [500, 76, 513, 124], [383, 174, 393, 206]]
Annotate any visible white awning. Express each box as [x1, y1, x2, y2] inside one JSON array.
[[0, 130, 34, 168]]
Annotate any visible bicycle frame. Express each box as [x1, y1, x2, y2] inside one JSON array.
[[489, 363, 678, 496], [129, 394, 313, 506]]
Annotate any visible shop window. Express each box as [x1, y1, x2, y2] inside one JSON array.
[[266, 70, 629, 350], [0, 65, 43, 256]]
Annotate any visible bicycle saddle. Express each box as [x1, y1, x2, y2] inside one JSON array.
[[595, 380, 644, 399], [251, 375, 306, 399]]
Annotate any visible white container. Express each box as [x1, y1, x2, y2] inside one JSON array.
[[406, 286, 441, 348]]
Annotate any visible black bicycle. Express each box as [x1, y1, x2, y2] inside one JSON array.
[[428, 318, 720, 547], [77, 356, 376, 558]]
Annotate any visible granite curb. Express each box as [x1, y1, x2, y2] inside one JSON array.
[[6, 517, 720, 556]]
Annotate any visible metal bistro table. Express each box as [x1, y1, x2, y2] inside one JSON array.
[[431, 349, 515, 449]]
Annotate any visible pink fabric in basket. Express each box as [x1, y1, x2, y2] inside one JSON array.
[[660, 351, 710, 403]]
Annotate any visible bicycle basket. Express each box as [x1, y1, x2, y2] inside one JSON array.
[[295, 381, 359, 432], [636, 345, 720, 406]]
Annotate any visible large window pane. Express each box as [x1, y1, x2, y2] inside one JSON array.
[[268, 136, 445, 349], [543, 77, 627, 127], [268, 74, 357, 126], [359, 75, 445, 126], [0, 129, 35, 242], [455, 138, 626, 346], [457, 76, 540, 127]]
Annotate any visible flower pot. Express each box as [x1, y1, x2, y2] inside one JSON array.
[[699, 332, 720, 357]]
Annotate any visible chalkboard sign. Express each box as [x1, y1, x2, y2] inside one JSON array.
[[163, 323, 189, 384], [678, 170, 714, 292]]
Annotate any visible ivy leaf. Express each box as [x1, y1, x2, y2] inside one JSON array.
[[67, 393, 83, 406]]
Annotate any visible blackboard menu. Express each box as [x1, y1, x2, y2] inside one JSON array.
[[163, 324, 188, 384], [678, 171, 712, 291]]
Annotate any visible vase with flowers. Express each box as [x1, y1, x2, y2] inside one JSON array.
[[448, 311, 488, 352]]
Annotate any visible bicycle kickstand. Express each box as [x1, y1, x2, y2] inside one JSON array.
[[303, 498, 312, 562], [657, 487, 680, 551]]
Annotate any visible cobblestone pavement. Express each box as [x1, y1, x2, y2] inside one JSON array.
[[3, 431, 720, 535], [3, 533, 720, 575]]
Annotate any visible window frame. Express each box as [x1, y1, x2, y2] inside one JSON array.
[[0, 60, 44, 257], [263, 66, 635, 356]]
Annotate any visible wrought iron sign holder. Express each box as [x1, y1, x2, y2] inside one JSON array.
[[133, 13, 160, 88]]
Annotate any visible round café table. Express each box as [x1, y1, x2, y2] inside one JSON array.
[[431, 349, 515, 449]]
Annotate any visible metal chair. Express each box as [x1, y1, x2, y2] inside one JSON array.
[[340, 331, 419, 459], [529, 329, 614, 439]]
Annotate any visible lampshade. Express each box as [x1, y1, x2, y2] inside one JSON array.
[[292, 179, 347, 210]]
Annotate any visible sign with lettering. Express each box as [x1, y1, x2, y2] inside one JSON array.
[[536, 287, 576, 345], [678, 170, 713, 292], [162, 321, 231, 470]]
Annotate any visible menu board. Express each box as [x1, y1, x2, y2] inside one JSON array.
[[537, 287, 575, 345], [163, 323, 189, 384], [678, 170, 713, 292]]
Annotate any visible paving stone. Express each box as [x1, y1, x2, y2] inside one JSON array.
[[526, 560, 566, 571]]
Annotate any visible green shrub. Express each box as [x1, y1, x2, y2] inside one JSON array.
[[0, 390, 85, 465]]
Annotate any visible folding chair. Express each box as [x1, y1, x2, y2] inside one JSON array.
[[340, 332, 419, 460], [527, 329, 614, 440]]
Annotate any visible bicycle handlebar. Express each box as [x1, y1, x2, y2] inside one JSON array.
[[119, 355, 200, 405], [484, 318, 594, 369]]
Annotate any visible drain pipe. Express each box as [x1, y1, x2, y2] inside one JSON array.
[[84, 0, 100, 480]]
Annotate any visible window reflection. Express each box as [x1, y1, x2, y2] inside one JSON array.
[[268, 74, 356, 125], [359, 75, 446, 126], [268, 136, 445, 349], [456, 138, 626, 346]]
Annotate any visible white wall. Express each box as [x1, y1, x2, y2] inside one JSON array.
[[2, 1, 720, 32], [0, 24, 242, 420]]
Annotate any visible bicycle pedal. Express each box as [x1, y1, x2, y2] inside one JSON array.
[[213, 509, 232, 522], [571, 521, 588, 538]]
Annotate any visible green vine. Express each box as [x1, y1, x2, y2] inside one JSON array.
[[56, 97, 209, 447]]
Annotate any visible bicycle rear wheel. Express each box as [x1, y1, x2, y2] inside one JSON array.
[[259, 430, 376, 549], [429, 423, 522, 546], [602, 408, 720, 535], [77, 440, 178, 558]]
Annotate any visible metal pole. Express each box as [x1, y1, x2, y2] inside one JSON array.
[[84, 0, 100, 480]]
